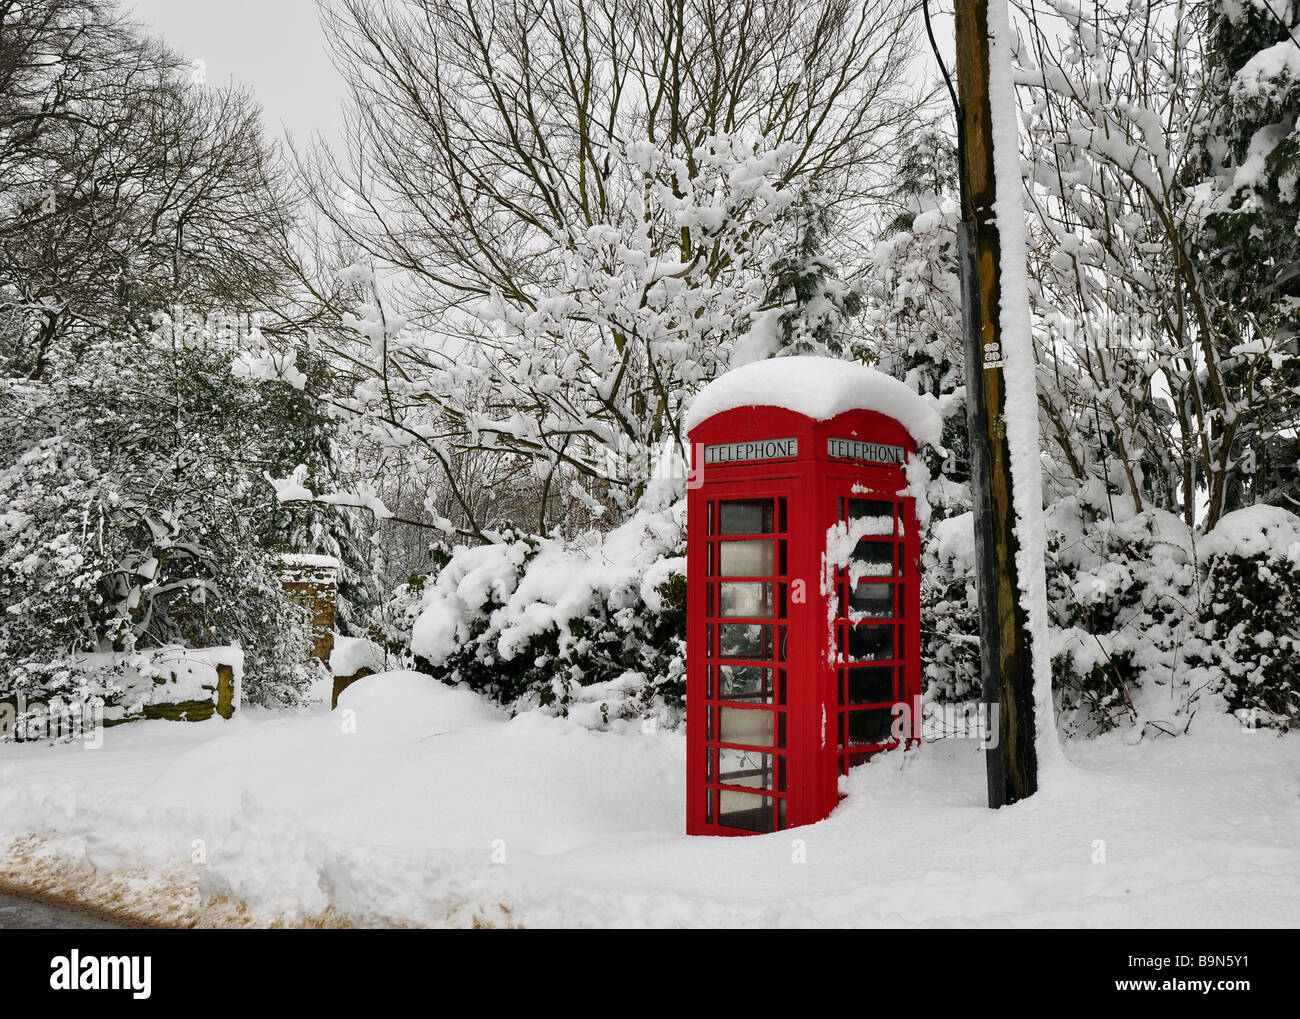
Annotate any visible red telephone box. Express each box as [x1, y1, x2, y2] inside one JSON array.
[[685, 357, 938, 836]]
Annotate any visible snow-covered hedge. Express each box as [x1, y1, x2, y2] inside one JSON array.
[[1047, 504, 1199, 735], [389, 501, 687, 725], [920, 512, 981, 701], [1189, 507, 1300, 728], [391, 466, 1300, 736], [922, 494, 1300, 734]]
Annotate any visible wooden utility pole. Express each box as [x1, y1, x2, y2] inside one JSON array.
[[951, 0, 1038, 807]]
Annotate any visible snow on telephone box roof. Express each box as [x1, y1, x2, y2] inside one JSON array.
[[684, 355, 943, 446]]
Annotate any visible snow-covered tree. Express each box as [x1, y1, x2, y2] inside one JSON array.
[[1013, 0, 1298, 529], [865, 129, 963, 404], [1192, 0, 1300, 512], [293, 0, 928, 535], [0, 0, 303, 378], [761, 189, 867, 358], [0, 328, 350, 706]]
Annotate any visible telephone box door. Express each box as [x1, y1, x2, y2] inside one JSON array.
[[826, 478, 921, 781], [688, 482, 805, 835]]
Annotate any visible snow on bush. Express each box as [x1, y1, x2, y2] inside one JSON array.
[[390, 500, 687, 725], [922, 489, 1300, 734], [1046, 500, 1200, 736], [1189, 506, 1300, 728], [392, 461, 1300, 737], [921, 511, 981, 701]]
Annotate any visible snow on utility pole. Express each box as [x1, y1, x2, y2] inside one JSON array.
[[950, 0, 1039, 806]]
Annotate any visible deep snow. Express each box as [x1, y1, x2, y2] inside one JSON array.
[[2, 671, 1297, 927]]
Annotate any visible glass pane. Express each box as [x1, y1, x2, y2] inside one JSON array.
[[848, 624, 894, 661], [718, 748, 775, 790], [719, 499, 774, 535], [849, 581, 893, 617], [719, 540, 774, 576], [718, 790, 774, 833], [851, 540, 894, 576], [719, 623, 771, 660], [849, 498, 893, 521], [849, 666, 894, 704], [720, 707, 775, 747], [848, 708, 895, 746], [849, 499, 894, 536], [717, 665, 772, 702], [720, 582, 773, 618]]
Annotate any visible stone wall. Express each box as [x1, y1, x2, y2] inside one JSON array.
[[108, 663, 237, 726]]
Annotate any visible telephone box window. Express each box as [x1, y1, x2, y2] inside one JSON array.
[[719, 791, 776, 833], [848, 709, 893, 746], [717, 748, 784, 792], [852, 540, 894, 574], [719, 707, 774, 747], [848, 623, 894, 661], [719, 540, 775, 577], [850, 581, 894, 617], [849, 499, 895, 534], [720, 582, 774, 618], [848, 666, 894, 704], [717, 665, 774, 702], [719, 623, 772, 659], [719, 499, 774, 535]]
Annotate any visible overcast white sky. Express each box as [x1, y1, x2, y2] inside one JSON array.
[[128, 0, 347, 144]]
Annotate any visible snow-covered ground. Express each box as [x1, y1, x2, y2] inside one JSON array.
[[2, 671, 1297, 927]]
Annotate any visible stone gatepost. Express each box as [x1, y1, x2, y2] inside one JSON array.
[[279, 554, 340, 666]]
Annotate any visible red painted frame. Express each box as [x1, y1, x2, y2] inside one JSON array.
[[686, 406, 921, 836]]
